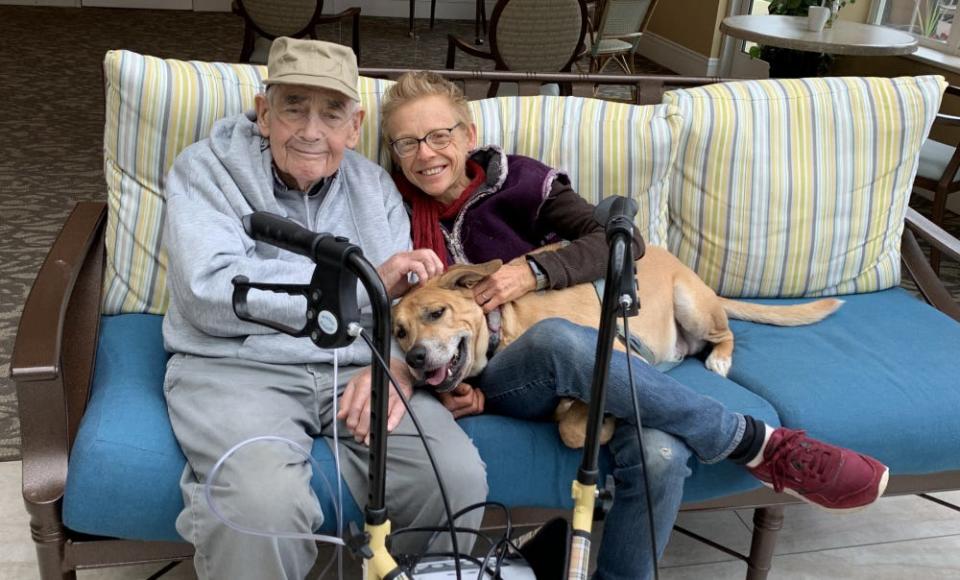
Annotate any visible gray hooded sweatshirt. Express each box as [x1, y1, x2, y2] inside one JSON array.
[[162, 111, 409, 366]]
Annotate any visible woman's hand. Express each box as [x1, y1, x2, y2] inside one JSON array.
[[472, 259, 536, 313], [437, 382, 485, 418], [377, 249, 445, 298], [338, 358, 415, 445]]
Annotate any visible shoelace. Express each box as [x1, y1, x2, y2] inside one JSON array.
[[763, 429, 840, 494]]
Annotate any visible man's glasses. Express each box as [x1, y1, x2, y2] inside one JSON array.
[[390, 123, 463, 158], [276, 104, 351, 130]]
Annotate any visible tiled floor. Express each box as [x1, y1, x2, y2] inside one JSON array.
[[2, 460, 959, 579]]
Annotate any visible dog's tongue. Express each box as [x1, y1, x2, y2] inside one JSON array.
[[425, 363, 450, 386]]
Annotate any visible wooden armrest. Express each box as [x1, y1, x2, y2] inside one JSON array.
[[902, 207, 960, 322], [932, 111, 960, 129], [12, 202, 106, 382], [905, 207, 960, 264], [447, 34, 493, 69], [13, 201, 106, 504]]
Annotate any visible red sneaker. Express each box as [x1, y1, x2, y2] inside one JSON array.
[[747, 427, 889, 512]]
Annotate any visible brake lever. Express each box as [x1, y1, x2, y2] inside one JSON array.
[[230, 234, 363, 349], [231, 277, 312, 338]]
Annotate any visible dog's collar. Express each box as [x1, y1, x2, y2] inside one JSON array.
[[485, 307, 502, 360]]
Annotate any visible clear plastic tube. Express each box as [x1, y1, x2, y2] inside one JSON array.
[[203, 349, 348, 552]]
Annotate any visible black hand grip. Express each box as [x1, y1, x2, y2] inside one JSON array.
[[594, 196, 638, 242], [243, 212, 321, 259]]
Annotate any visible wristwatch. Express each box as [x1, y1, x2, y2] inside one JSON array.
[[525, 256, 549, 291]]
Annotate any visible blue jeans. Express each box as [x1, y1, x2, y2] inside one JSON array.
[[476, 319, 746, 580]]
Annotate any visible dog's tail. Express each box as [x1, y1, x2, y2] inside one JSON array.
[[720, 297, 843, 326]]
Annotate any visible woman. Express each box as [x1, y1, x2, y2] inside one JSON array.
[[380, 72, 888, 580], [379, 73, 643, 315]]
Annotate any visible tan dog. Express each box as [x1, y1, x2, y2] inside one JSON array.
[[392, 246, 842, 448]]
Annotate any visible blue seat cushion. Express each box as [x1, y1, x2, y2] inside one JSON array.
[[727, 288, 960, 475], [64, 314, 779, 542]]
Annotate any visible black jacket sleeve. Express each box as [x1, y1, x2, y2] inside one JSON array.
[[529, 179, 645, 289]]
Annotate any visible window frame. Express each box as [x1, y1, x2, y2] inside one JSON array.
[[870, 0, 960, 55]]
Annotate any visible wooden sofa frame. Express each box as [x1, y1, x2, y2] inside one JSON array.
[[12, 69, 960, 580]]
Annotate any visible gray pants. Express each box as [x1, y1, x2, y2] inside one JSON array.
[[164, 354, 488, 580]]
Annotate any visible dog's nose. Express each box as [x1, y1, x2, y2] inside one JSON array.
[[405, 346, 427, 369]]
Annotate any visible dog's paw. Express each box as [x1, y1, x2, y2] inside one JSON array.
[[599, 417, 615, 445], [556, 399, 589, 448], [705, 353, 731, 377], [559, 428, 586, 449]]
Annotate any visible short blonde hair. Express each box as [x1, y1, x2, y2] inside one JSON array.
[[380, 71, 472, 145]]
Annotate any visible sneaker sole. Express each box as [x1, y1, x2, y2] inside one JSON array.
[[758, 466, 890, 514]]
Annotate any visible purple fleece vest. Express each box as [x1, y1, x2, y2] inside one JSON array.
[[443, 152, 561, 265]]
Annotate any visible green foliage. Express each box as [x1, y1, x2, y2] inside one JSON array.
[[767, 0, 822, 15], [766, 0, 856, 16], [917, 0, 943, 38], [748, 0, 856, 77]]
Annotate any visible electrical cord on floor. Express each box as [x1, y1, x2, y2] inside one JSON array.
[[389, 500, 524, 578], [621, 304, 661, 580], [357, 328, 464, 579], [427, 500, 512, 554], [477, 535, 522, 579]]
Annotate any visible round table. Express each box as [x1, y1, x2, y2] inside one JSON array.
[[720, 14, 918, 56]]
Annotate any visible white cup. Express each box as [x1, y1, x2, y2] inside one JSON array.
[[807, 6, 830, 32]]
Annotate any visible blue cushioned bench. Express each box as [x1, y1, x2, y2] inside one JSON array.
[[62, 313, 781, 540], [12, 66, 960, 580], [59, 287, 960, 543]]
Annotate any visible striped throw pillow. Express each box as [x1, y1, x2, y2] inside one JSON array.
[[664, 76, 945, 298], [101, 50, 394, 314], [469, 96, 682, 247]]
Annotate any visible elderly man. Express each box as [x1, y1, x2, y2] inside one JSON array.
[[162, 38, 487, 579]]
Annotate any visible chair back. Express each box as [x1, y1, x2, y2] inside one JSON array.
[[236, 0, 324, 39], [596, 0, 653, 40], [489, 0, 588, 72]]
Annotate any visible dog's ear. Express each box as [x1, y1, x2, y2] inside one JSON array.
[[436, 260, 502, 290]]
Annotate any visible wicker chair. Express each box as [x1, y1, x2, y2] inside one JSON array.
[[235, 0, 361, 64], [586, 0, 657, 73], [446, 0, 588, 97]]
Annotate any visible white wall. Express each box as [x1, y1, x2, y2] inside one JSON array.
[[0, 0, 79, 5]]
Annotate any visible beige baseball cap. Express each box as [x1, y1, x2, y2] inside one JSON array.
[[264, 37, 359, 102]]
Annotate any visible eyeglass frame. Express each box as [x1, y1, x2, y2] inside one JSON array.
[[270, 91, 356, 131], [389, 122, 464, 158]]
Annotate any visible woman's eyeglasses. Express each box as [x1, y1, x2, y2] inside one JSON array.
[[390, 123, 463, 158]]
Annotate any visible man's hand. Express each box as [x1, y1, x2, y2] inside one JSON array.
[[472, 259, 537, 313], [338, 358, 415, 445], [377, 249, 444, 298], [437, 382, 485, 419]]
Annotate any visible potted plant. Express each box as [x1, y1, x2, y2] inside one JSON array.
[[747, 0, 857, 77]]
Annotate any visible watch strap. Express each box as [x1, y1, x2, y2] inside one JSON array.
[[526, 256, 549, 291]]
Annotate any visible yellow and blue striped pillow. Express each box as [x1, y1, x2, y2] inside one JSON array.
[[469, 96, 682, 247], [664, 76, 945, 298], [103, 50, 682, 314], [101, 50, 394, 314]]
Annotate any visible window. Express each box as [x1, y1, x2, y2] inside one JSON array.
[[871, 0, 960, 55]]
